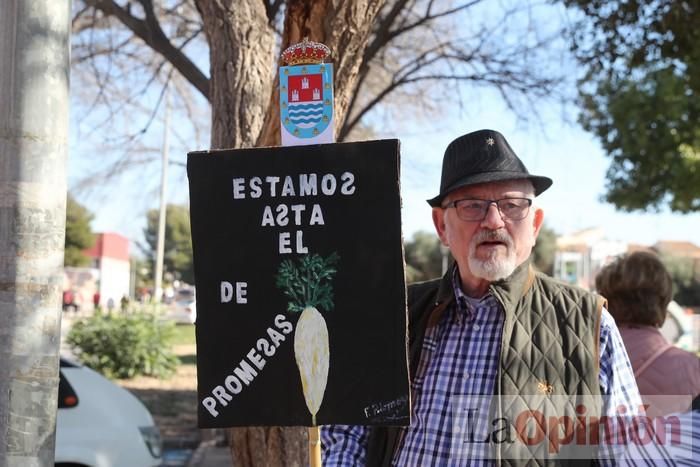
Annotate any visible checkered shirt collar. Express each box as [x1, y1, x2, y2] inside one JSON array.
[[451, 265, 497, 319]]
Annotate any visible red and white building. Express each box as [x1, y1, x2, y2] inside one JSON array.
[[64, 233, 131, 311], [84, 233, 131, 308]]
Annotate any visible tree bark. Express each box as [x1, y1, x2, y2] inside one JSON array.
[[195, 0, 276, 149], [197, 1, 385, 465]]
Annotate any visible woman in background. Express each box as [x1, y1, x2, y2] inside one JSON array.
[[596, 251, 700, 415]]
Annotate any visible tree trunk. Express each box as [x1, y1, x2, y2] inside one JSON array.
[[197, 1, 385, 465], [0, 0, 71, 464], [195, 0, 276, 149]]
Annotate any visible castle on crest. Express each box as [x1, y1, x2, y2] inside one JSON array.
[[291, 87, 321, 102]]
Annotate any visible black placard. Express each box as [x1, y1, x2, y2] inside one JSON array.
[[187, 140, 410, 428]]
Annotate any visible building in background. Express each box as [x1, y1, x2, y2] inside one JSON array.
[[653, 240, 700, 271], [82, 232, 130, 309], [63, 232, 130, 312], [553, 227, 628, 290], [555, 231, 700, 291], [553, 229, 699, 351]]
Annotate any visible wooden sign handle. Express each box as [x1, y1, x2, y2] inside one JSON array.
[[309, 426, 322, 467]]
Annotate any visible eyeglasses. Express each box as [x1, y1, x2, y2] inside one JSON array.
[[442, 197, 533, 221]]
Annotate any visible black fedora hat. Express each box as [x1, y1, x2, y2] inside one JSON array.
[[427, 129, 552, 207]]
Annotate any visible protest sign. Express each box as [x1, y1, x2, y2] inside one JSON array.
[[187, 139, 410, 428]]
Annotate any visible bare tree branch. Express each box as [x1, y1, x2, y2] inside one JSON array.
[[83, 0, 210, 100], [366, 0, 480, 66], [340, 0, 569, 139], [264, 0, 285, 25]]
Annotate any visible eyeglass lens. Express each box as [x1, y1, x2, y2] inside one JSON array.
[[453, 198, 531, 221]]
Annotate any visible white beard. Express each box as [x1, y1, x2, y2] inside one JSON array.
[[467, 230, 517, 281]]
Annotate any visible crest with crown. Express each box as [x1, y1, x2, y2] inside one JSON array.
[[281, 38, 331, 66]]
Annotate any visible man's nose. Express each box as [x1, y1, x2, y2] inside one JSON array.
[[480, 202, 505, 228]]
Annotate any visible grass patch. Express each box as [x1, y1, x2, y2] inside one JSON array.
[[170, 324, 196, 346]]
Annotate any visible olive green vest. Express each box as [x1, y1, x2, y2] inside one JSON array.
[[365, 261, 604, 466]]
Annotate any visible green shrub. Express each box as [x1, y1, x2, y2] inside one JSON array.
[[66, 311, 179, 379]]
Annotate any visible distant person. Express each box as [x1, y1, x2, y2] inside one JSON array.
[[64, 289, 80, 313], [74, 290, 84, 313], [62, 289, 74, 311], [120, 294, 130, 312], [596, 251, 700, 415], [107, 297, 115, 312], [137, 287, 149, 303], [92, 291, 101, 311], [163, 285, 175, 304]]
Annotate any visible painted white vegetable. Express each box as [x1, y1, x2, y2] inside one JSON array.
[[294, 306, 329, 426], [276, 252, 339, 425]]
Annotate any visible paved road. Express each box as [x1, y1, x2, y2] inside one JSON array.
[[161, 447, 194, 466], [186, 442, 231, 467]]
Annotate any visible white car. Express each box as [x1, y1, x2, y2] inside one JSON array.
[[163, 288, 197, 324], [55, 357, 162, 467], [661, 300, 699, 352], [164, 297, 197, 324]]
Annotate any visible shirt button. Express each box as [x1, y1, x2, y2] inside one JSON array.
[[473, 324, 480, 330]]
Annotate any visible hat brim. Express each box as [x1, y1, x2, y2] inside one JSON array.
[[426, 172, 553, 207]]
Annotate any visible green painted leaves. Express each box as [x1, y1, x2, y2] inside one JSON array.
[[276, 252, 340, 313]]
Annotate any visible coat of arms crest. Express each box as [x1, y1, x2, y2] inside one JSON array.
[[279, 40, 334, 146]]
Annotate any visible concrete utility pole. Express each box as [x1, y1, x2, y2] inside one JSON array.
[[153, 83, 170, 304], [0, 1, 71, 465]]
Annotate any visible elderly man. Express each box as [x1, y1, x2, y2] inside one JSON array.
[[322, 129, 642, 466]]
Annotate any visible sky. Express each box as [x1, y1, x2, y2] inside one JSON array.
[[75, 107, 699, 251], [395, 124, 698, 247]]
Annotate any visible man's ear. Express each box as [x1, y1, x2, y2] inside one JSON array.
[[532, 206, 544, 238], [432, 208, 449, 246]]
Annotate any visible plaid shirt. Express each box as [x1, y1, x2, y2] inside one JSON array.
[[620, 410, 700, 466], [322, 269, 643, 466]]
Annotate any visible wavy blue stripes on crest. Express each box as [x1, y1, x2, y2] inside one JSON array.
[[288, 109, 324, 118], [289, 116, 323, 124], [287, 102, 324, 111]]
